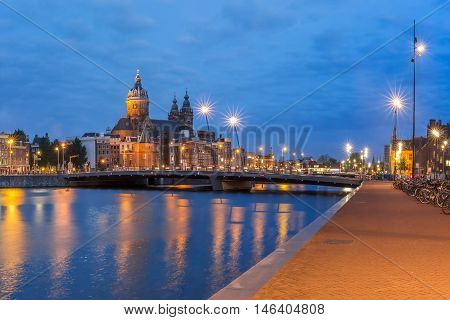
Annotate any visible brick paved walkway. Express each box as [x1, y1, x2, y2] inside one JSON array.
[[254, 181, 450, 299]]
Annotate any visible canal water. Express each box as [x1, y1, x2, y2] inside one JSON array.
[[0, 186, 348, 299]]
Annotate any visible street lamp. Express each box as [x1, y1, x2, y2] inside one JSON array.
[[388, 92, 404, 178], [61, 142, 66, 172], [33, 150, 41, 172], [225, 112, 243, 170], [363, 147, 369, 172], [258, 146, 264, 171], [345, 143, 353, 171], [7, 138, 14, 175], [430, 128, 442, 178], [197, 99, 214, 169], [431, 128, 440, 139], [345, 143, 352, 156], [411, 20, 426, 178], [281, 146, 288, 170], [180, 145, 186, 170], [55, 147, 60, 171]]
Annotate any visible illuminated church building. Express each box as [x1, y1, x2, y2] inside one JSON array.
[[111, 71, 194, 166]]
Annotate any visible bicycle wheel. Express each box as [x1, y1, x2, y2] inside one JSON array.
[[418, 189, 431, 204], [436, 193, 446, 207], [442, 196, 450, 215]]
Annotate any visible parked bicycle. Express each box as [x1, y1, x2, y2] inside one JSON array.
[[394, 177, 449, 214]]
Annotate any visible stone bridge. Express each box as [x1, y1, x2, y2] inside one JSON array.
[[65, 170, 362, 191]]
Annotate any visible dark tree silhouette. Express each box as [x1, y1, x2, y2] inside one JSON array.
[[66, 138, 87, 168]]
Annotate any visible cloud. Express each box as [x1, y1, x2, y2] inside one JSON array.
[[0, 0, 449, 159], [220, 1, 293, 32], [177, 34, 199, 45]]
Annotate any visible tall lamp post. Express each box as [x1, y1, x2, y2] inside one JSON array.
[[180, 145, 185, 170], [197, 101, 214, 170], [345, 143, 352, 172], [61, 142, 66, 172], [362, 147, 369, 173], [7, 138, 14, 175], [388, 94, 404, 178], [258, 146, 264, 171], [34, 150, 41, 173], [411, 20, 426, 178], [431, 128, 441, 178], [226, 114, 243, 171], [55, 147, 60, 171], [281, 146, 287, 169]]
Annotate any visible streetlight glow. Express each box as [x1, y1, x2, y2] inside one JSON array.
[[431, 128, 441, 139], [196, 97, 214, 117], [227, 116, 239, 128], [345, 143, 353, 154], [224, 108, 244, 129], [416, 42, 426, 56], [387, 92, 406, 112]]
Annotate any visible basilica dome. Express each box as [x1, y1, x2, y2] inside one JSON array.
[[127, 71, 149, 100], [126, 70, 149, 120]]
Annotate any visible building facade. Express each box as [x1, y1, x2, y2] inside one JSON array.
[[0, 134, 30, 174], [386, 119, 449, 176]]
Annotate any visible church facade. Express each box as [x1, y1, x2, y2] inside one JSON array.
[[111, 71, 195, 168], [79, 70, 235, 171]]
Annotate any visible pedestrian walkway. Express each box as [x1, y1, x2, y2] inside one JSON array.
[[254, 181, 450, 299]]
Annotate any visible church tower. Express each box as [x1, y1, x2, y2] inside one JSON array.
[[126, 70, 149, 121], [168, 95, 179, 121], [178, 90, 194, 135]]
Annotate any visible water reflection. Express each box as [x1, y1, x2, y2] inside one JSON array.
[[252, 211, 266, 263], [228, 207, 244, 278], [164, 194, 190, 293], [0, 189, 26, 298], [210, 201, 228, 289], [49, 189, 76, 298], [116, 193, 133, 275], [0, 187, 345, 299]]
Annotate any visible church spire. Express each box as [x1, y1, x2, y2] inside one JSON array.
[[168, 94, 179, 121], [182, 89, 191, 111], [179, 88, 194, 136], [134, 69, 142, 89]]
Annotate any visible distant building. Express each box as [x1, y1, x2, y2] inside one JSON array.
[[416, 119, 449, 176], [386, 119, 449, 176], [110, 71, 197, 168], [390, 139, 413, 175], [80, 133, 121, 170], [169, 138, 214, 170], [231, 147, 246, 168], [0, 133, 30, 174], [212, 135, 232, 169], [383, 145, 390, 173]]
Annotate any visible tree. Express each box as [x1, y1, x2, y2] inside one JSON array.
[[66, 138, 87, 168], [33, 133, 55, 168], [13, 129, 28, 143], [347, 152, 363, 171], [317, 154, 338, 167]]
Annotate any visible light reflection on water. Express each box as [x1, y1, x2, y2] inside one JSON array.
[[0, 186, 348, 299]]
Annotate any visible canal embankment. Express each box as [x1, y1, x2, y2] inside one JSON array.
[[252, 181, 450, 299], [0, 175, 67, 188]]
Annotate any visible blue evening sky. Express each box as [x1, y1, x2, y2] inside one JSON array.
[[0, 0, 449, 159]]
